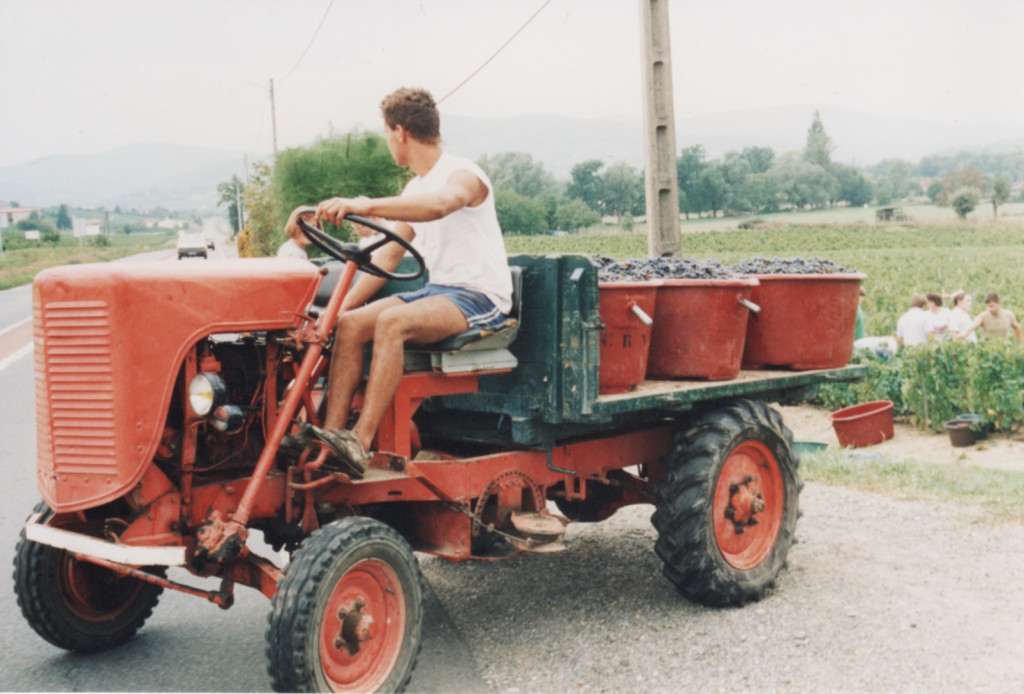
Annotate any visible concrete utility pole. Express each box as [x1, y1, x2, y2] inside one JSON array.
[[269, 78, 279, 157], [639, 0, 681, 257]]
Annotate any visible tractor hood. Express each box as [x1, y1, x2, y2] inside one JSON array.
[[33, 258, 321, 513]]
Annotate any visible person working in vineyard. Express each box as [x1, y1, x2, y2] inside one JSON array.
[[968, 292, 1023, 344], [288, 87, 512, 477], [896, 294, 928, 348]]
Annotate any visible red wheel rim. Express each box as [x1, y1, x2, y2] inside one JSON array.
[[712, 440, 785, 570], [319, 558, 406, 692], [57, 554, 143, 622]]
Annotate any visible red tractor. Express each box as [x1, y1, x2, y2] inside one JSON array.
[[14, 215, 862, 691]]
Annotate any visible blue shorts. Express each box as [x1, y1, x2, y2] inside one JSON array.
[[395, 284, 508, 330]]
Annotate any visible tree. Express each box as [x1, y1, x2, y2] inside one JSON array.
[[832, 164, 873, 207], [600, 161, 642, 221], [566, 160, 604, 213], [769, 153, 836, 209], [868, 159, 914, 202], [949, 187, 980, 219], [697, 164, 727, 217], [938, 164, 988, 206], [240, 161, 277, 257], [676, 145, 708, 218], [720, 152, 754, 214], [803, 110, 833, 168], [494, 190, 547, 235], [991, 174, 1012, 219], [477, 152, 559, 200], [742, 146, 775, 174], [554, 198, 600, 231], [275, 131, 406, 216], [217, 175, 244, 234], [55, 204, 72, 230], [926, 180, 943, 203]]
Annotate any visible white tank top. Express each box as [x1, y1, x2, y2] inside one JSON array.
[[403, 152, 512, 314]]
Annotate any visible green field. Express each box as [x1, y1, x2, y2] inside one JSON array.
[[0, 233, 176, 290]]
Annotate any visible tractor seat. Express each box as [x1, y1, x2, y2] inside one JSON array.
[[405, 266, 523, 374]]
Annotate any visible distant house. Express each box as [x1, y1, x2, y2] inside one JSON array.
[[0, 206, 42, 228]]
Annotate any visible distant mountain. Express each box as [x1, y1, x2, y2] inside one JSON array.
[[2, 107, 1019, 211], [0, 143, 252, 212]]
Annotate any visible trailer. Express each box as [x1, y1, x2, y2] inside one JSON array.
[[15, 217, 864, 692]]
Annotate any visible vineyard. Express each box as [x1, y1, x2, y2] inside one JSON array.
[[508, 218, 1024, 432], [507, 220, 1024, 337]]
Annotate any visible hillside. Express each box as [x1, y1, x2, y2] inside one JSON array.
[[1, 106, 1019, 211]]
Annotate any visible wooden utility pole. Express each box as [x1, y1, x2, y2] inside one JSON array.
[[269, 78, 279, 156], [639, 0, 681, 257]]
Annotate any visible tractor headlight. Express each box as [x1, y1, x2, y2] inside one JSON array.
[[212, 404, 246, 433], [188, 372, 227, 416]]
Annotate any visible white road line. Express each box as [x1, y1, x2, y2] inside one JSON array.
[[0, 342, 32, 373], [0, 316, 31, 339]]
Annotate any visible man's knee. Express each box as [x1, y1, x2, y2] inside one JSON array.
[[336, 309, 375, 346], [373, 307, 410, 343]]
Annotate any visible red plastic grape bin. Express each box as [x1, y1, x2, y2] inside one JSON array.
[[597, 281, 660, 394], [647, 278, 760, 380], [830, 400, 894, 448], [741, 273, 866, 370]]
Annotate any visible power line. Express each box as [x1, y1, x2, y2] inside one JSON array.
[[437, 0, 553, 105], [281, 0, 337, 82]]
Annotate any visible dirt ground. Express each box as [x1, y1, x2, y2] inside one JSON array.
[[778, 403, 1024, 470]]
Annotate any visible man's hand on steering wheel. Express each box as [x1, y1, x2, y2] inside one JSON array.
[[316, 196, 371, 231], [293, 205, 425, 281]]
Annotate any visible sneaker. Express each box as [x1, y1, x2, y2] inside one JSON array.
[[277, 428, 311, 461], [307, 426, 370, 478]]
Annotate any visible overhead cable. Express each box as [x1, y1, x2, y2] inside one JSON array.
[[437, 0, 553, 105]]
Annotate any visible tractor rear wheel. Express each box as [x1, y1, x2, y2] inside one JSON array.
[[13, 504, 165, 653], [266, 516, 424, 693], [652, 399, 801, 606]]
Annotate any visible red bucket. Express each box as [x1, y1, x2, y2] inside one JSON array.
[[598, 281, 660, 394], [741, 273, 865, 370], [830, 400, 894, 448], [647, 278, 759, 380]]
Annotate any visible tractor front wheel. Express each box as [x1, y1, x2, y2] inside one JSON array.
[[652, 399, 801, 606], [13, 504, 165, 653], [266, 516, 424, 693]]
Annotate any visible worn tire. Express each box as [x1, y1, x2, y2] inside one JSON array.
[[266, 517, 424, 693], [12, 503, 165, 653], [652, 399, 801, 606]]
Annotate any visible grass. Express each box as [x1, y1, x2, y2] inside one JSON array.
[[799, 449, 1024, 523], [0, 234, 175, 290]]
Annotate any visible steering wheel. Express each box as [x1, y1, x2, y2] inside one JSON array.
[[294, 206, 425, 281]]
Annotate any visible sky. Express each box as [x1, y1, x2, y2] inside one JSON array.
[[1, 0, 1022, 168]]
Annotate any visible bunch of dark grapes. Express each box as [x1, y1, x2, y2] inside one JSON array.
[[593, 255, 735, 282], [729, 257, 856, 275]]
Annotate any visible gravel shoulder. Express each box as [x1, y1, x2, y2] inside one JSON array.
[[419, 406, 1024, 693]]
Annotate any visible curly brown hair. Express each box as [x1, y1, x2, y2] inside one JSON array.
[[380, 87, 440, 143]]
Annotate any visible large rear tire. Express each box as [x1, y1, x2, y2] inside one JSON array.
[[652, 399, 801, 606], [266, 517, 424, 693], [13, 504, 165, 653]]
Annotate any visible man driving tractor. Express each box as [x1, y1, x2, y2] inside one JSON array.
[[296, 86, 512, 476]]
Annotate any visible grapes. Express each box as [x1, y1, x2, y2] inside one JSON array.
[[730, 257, 856, 275], [593, 255, 857, 282], [593, 255, 735, 281]]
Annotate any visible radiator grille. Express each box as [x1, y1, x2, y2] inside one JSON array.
[[37, 301, 118, 475]]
